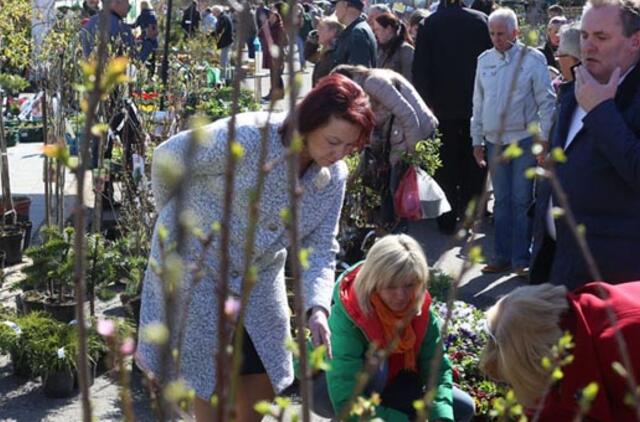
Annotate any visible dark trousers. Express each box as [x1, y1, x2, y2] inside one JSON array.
[[435, 118, 487, 232], [530, 233, 555, 285], [312, 371, 475, 421], [246, 38, 256, 59]]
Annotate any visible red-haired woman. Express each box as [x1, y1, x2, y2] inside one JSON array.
[[136, 74, 375, 422], [372, 12, 415, 81]]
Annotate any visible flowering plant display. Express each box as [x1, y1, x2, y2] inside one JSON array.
[[432, 300, 509, 419], [132, 89, 161, 113]]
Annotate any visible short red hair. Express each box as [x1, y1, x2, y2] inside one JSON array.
[[285, 73, 375, 151]]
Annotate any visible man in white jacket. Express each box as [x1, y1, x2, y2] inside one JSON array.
[[471, 7, 556, 277]]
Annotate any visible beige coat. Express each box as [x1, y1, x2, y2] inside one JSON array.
[[350, 68, 438, 163]]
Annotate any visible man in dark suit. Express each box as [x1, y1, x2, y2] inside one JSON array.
[[530, 0, 640, 289], [412, 0, 492, 234]]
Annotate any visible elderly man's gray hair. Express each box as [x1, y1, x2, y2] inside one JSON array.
[[368, 3, 391, 15], [548, 15, 569, 29], [488, 7, 519, 32]]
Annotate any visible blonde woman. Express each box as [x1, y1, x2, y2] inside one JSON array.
[[320, 234, 474, 421], [480, 282, 640, 421]]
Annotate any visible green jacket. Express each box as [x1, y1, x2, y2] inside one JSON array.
[[326, 263, 454, 421]]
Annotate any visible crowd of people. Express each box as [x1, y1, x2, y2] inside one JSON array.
[[79, 0, 640, 419]]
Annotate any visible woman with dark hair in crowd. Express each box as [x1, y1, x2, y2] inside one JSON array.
[[480, 282, 640, 421], [136, 74, 375, 422], [255, 0, 270, 69], [262, 2, 289, 101], [372, 12, 415, 81]]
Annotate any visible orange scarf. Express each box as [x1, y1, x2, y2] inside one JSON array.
[[370, 292, 417, 372]]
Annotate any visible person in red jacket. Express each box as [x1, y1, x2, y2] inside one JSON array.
[[480, 282, 640, 421]]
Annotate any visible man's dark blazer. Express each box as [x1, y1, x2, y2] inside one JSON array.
[[332, 15, 377, 69], [412, 3, 491, 120], [530, 63, 640, 289]]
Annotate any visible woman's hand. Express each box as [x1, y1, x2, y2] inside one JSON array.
[[308, 307, 332, 359]]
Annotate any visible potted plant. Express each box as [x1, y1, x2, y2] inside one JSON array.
[[20, 226, 77, 322], [86, 321, 110, 378], [0, 195, 32, 222], [111, 232, 149, 327], [86, 233, 124, 313], [30, 323, 77, 398], [118, 255, 147, 327], [2, 312, 60, 378], [18, 289, 47, 314], [0, 225, 24, 266], [0, 319, 23, 374], [33, 319, 109, 391], [0, 73, 29, 265]]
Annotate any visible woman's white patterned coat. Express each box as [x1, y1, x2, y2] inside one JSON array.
[[136, 112, 347, 398]]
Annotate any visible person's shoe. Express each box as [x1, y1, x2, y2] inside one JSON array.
[[262, 91, 284, 103], [270, 89, 285, 101], [513, 266, 530, 278], [481, 263, 512, 273]]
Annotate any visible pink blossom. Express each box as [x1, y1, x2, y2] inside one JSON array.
[[120, 337, 136, 355], [224, 297, 241, 319], [96, 319, 115, 337]]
